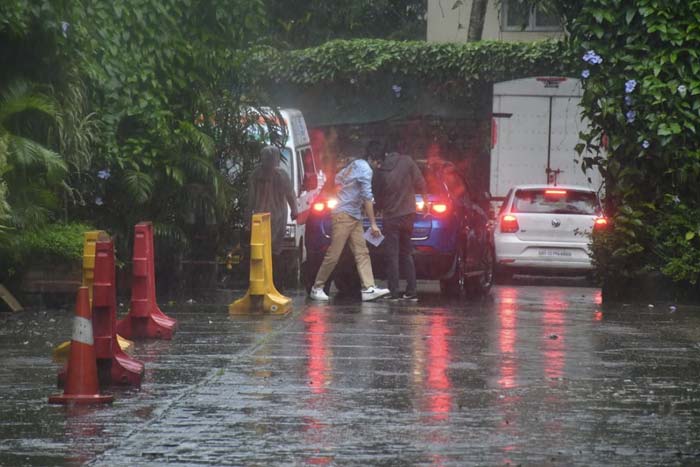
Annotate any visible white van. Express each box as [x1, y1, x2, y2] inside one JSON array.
[[277, 109, 325, 281], [241, 107, 325, 283]]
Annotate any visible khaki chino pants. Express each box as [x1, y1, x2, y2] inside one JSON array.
[[313, 212, 375, 289]]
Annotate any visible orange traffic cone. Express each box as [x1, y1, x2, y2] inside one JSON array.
[[49, 287, 113, 405]]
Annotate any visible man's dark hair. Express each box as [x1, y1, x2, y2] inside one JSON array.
[[365, 139, 385, 162]]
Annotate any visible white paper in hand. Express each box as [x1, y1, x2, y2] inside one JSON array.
[[363, 228, 384, 247]]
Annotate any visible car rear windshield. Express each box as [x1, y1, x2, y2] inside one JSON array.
[[512, 189, 600, 215]]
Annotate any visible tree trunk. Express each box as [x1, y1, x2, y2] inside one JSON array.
[[467, 0, 489, 41]]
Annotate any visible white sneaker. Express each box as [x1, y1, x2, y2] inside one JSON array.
[[309, 287, 330, 301], [361, 286, 390, 302]]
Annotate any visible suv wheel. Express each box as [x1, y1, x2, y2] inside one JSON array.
[[465, 247, 494, 297], [440, 254, 463, 297]]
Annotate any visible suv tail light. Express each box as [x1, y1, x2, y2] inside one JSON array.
[[500, 214, 519, 233], [431, 202, 449, 214], [593, 217, 608, 231], [417, 198, 451, 215]]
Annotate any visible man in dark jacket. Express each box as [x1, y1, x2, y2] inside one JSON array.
[[373, 150, 427, 301]]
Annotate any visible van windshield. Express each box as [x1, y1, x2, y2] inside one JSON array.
[[512, 189, 600, 215]]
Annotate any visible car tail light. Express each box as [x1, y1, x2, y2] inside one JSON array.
[[312, 197, 338, 213], [500, 214, 519, 233], [593, 217, 608, 231]]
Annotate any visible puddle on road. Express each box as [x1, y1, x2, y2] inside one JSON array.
[[2, 285, 700, 465]]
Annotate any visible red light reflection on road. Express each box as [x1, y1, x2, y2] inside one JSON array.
[[304, 307, 331, 394], [302, 307, 334, 466], [542, 290, 566, 380], [498, 287, 518, 389], [426, 314, 452, 421], [593, 288, 602, 305]]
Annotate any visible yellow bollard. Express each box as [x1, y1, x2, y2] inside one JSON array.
[[52, 231, 135, 363], [228, 213, 292, 315]]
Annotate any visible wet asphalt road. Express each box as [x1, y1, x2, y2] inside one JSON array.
[[1, 280, 700, 466]]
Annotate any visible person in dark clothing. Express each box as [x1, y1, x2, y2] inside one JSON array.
[[373, 150, 427, 301], [247, 145, 298, 288]]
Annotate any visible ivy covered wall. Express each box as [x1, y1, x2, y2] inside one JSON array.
[[248, 39, 577, 125]]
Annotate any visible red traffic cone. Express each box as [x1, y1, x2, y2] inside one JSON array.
[[49, 287, 113, 405], [93, 236, 145, 386], [117, 222, 176, 339]]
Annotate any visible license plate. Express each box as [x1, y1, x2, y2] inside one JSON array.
[[538, 249, 572, 257]]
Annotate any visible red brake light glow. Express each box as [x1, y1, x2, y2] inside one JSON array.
[[545, 189, 567, 195], [500, 214, 519, 233], [312, 198, 338, 213], [431, 203, 448, 214], [593, 217, 608, 230]]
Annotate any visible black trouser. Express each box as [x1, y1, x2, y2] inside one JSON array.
[[383, 213, 416, 297]]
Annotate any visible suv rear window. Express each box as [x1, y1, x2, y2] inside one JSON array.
[[512, 189, 600, 215], [422, 162, 465, 197]]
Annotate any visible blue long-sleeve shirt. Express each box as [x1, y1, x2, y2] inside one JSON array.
[[333, 158, 373, 220]]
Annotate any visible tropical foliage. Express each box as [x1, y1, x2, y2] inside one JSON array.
[[0, 0, 269, 281], [0, 81, 66, 230], [264, 0, 427, 48], [561, 1, 700, 287]]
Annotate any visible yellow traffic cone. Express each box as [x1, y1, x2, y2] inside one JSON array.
[[52, 231, 134, 363]]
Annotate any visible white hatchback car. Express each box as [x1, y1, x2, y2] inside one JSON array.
[[493, 185, 607, 280]]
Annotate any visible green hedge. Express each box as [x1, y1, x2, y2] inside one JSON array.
[[1, 222, 92, 279], [248, 39, 578, 95]]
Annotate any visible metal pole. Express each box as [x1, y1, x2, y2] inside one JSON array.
[[546, 95, 553, 184]]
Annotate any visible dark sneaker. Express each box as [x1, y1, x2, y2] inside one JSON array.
[[400, 293, 418, 302]]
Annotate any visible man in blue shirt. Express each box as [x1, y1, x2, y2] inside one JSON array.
[[309, 142, 390, 302]]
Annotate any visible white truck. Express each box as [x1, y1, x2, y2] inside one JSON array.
[[489, 77, 603, 211]]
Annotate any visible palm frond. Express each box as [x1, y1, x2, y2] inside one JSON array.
[[183, 154, 217, 181], [123, 169, 154, 204], [152, 221, 187, 247], [7, 134, 66, 175], [0, 81, 58, 125], [177, 120, 214, 157]]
